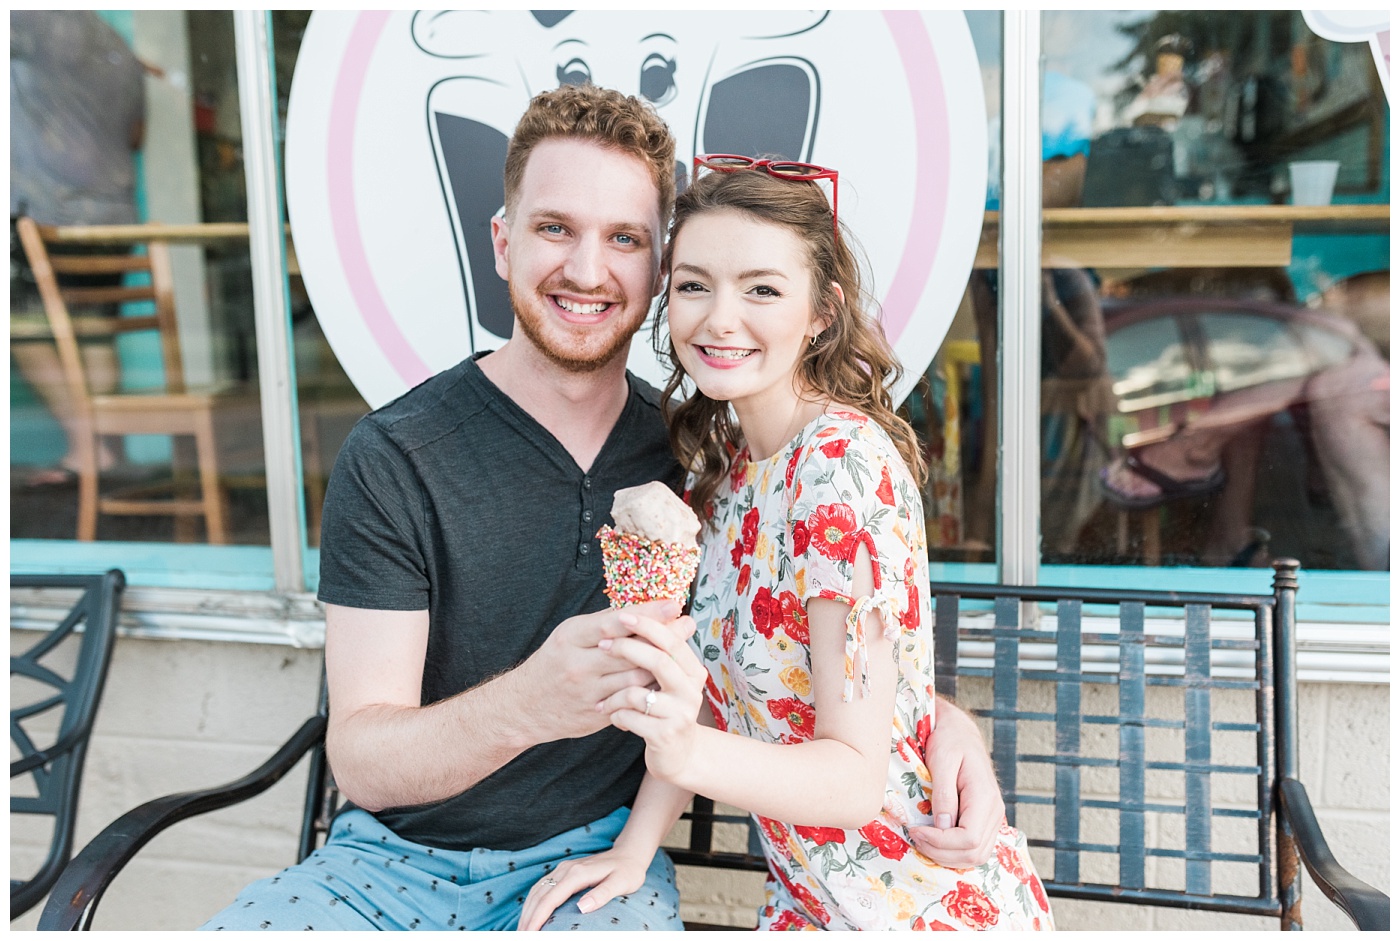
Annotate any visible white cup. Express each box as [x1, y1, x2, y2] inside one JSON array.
[[1288, 160, 1340, 206]]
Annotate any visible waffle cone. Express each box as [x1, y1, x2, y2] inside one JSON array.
[[597, 525, 700, 607]]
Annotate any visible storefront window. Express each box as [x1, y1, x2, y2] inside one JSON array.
[[1038, 9, 1389, 571], [902, 10, 1002, 568], [10, 11, 270, 548]]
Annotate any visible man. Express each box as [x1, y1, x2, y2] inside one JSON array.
[[203, 84, 1001, 931]]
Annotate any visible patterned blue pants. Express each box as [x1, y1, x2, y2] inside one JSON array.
[[201, 806, 681, 930]]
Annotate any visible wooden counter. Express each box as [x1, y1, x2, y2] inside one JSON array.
[[974, 203, 1389, 269]]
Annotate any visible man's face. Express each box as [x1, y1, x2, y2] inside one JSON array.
[[491, 138, 664, 373]]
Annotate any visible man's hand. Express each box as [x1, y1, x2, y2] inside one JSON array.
[[594, 615, 708, 783], [908, 697, 1005, 869], [513, 600, 694, 741]]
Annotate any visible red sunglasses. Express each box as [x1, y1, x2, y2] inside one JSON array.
[[692, 154, 840, 240]]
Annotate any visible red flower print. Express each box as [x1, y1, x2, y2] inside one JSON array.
[[829, 409, 867, 424], [808, 503, 859, 561], [752, 587, 780, 638], [793, 825, 846, 846], [730, 539, 743, 568], [779, 591, 808, 645], [721, 616, 736, 654], [785, 445, 804, 490], [741, 507, 760, 555], [912, 916, 926, 931], [768, 697, 816, 739], [1029, 873, 1049, 912], [791, 519, 811, 556], [928, 919, 958, 930], [757, 814, 790, 849], [819, 438, 849, 459], [902, 582, 921, 632], [875, 464, 896, 505], [703, 674, 727, 732], [915, 713, 933, 754], [729, 452, 748, 492], [858, 821, 909, 861], [771, 863, 829, 925], [942, 882, 1000, 929], [996, 842, 1031, 883], [917, 799, 933, 816], [737, 564, 752, 597], [770, 909, 810, 931]]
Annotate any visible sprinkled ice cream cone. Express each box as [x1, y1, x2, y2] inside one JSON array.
[[598, 482, 701, 607]]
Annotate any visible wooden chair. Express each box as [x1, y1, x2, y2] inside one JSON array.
[[11, 570, 125, 920], [14, 217, 242, 543]]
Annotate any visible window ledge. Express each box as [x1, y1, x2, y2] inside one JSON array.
[[9, 586, 1390, 684]]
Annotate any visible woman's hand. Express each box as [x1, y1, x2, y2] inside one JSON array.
[[517, 846, 652, 931], [595, 611, 708, 784]]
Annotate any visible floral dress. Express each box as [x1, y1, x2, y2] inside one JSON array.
[[687, 410, 1054, 931]]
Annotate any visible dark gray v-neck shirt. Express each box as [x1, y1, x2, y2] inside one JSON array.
[[317, 353, 683, 851]]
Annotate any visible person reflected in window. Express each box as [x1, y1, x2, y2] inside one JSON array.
[[10, 10, 151, 487]]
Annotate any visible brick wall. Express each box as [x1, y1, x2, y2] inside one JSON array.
[[9, 633, 1389, 930]]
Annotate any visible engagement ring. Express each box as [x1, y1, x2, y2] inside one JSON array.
[[544, 877, 558, 887], [644, 690, 658, 716]]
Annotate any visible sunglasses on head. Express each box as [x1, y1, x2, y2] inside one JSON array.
[[692, 154, 840, 240]]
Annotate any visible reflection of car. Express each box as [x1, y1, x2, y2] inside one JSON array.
[[1104, 297, 1365, 450], [1099, 296, 1390, 569]]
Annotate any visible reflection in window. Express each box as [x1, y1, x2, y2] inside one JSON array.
[[10, 11, 268, 546], [1040, 9, 1389, 571], [1106, 315, 1197, 408], [1199, 312, 1310, 392]]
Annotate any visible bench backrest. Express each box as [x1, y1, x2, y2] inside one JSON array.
[[667, 560, 1305, 928]]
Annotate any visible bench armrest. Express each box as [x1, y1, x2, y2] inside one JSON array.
[[36, 715, 326, 931], [1279, 777, 1390, 931]]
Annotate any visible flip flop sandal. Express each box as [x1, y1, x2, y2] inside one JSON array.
[[1099, 454, 1226, 510]]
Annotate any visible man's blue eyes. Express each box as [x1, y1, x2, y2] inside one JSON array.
[[538, 226, 639, 245]]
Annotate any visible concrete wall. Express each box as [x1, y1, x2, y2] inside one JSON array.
[[10, 632, 1389, 931]]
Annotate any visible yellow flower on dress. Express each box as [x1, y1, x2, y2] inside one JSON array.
[[780, 666, 812, 696], [888, 886, 917, 921], [755, 532, 771, 561]]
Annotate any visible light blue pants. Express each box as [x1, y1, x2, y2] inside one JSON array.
[[201, 806, 680, 930]]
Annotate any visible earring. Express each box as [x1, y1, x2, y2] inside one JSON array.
[[809, 334, 818, 347]]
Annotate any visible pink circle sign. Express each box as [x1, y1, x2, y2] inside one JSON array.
[[287, 11, 987, 408]]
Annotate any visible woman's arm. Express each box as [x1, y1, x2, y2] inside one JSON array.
[[602, 543, 896, 830], [517, 767, 695, 930]]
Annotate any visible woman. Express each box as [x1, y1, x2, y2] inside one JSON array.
[[521, 159, 1053, 931]]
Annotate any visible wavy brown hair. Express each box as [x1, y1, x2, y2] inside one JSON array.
[[655, 168, 927, 522]]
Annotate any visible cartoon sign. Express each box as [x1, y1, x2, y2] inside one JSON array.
[[285, 10, 988, 408]]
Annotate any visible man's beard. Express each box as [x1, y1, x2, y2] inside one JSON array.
[[508, 281, 650, 374]]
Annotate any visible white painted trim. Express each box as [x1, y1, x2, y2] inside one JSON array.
[[9, 588, 1389, 684]]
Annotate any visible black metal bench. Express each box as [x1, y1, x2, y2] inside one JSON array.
[[38, 560, 1388, 930]]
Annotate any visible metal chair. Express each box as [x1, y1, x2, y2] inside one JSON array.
[[11, 570, 125, 921]]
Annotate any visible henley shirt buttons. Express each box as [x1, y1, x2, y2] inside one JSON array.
[[583, 477, 592, 490], [582, 510, 593, 522], [579, 543, 590, 555]]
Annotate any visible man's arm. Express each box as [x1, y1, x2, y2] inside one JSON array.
[[324, 600, 691, 812], [908, 696, 1005, 868]]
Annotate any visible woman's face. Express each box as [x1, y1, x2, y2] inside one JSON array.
[[666, 209, 823, 418]]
